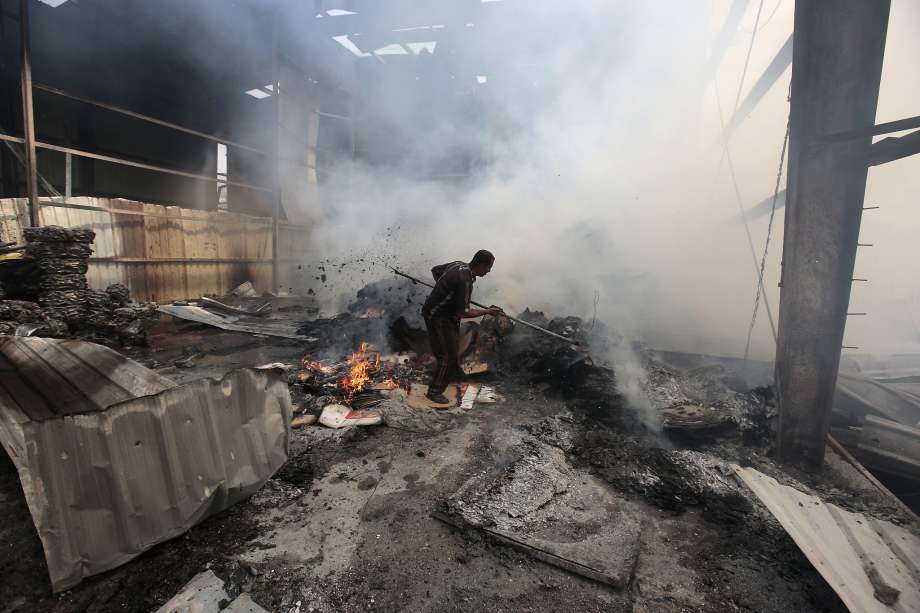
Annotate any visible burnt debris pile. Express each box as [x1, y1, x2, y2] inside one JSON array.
[[24, 225, 94, 323], [499, 309, 629, 423], [0, 225, 158, 344]]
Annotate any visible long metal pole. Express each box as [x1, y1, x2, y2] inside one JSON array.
[[390, 268, 580, 347], [64, 152, 72, 199], [19, 0, 38, 226], [270, 8, 281, 294], [33, 83, 267, 155], [0, 132, 273, 192]]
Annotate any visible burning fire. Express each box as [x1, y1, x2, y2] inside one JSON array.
[[301, 354, 334, 374], [339, 342, 380, 400]]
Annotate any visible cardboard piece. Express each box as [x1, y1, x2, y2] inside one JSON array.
[[407, 384, 459, 409]]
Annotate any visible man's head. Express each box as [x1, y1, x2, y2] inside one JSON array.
[[469, 249, 495, 277]]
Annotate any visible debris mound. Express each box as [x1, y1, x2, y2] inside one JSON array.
[[578, 430, 752, 523]]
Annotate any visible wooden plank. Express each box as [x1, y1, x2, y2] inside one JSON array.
[[164, 206, 189, 301], [217, 212, 244, 295], [182, 208, 219, 298], [142, 202, 168, 302], [111, 200, 149, 301], [0, 199, 25, 245], [203, 210, 221, 297], [249, 217, 273, 294], [90, 201, 121, 289], [37, 199, 301, 227]]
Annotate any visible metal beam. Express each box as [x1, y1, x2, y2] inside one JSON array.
[[64, 152, 72, 198], [19, 0, 38, 226], [775, 0, 891, 469], [706, 0, 750, 75], [869, 128, 920, 166], [720, 33, 793, 143], [0, 132, 272, 193], [817, 113, 920, 145], [271, 8, 281, 294], [33, 83, 267, 155]]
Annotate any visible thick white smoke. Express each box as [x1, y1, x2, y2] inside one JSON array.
[[295, 0, 920, 365]]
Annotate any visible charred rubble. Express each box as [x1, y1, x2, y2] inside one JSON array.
[[0, 225, 158, 345], [290, 277, 777, 521]]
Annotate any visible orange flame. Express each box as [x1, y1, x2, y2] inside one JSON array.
[[339, 342, 380, 400], [301, 354, 334, 374]]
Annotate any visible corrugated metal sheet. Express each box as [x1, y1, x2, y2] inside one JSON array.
[[836, 372, 920, 428], [858, 416, 920, 479], [734, 466, 920, 613], [0, 337, 177, 421], [0, 337, 291, 592], [158, 304, 316, 341]]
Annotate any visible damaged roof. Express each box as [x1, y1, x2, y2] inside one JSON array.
[[0, 336, 176, 422]]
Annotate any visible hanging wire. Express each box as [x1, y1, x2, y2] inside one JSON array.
[[738, 0, 784, 34], [744, 118, 790, 360], [706, 0, 784, 351]]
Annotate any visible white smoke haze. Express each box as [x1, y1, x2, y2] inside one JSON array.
[[297, 0, 920, 366]]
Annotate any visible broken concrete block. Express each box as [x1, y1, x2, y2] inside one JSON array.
[[155, 571, 271, 613], [155, 570, 229, 613]]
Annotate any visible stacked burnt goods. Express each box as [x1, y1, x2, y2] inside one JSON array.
[[23, 225, 94, 324], [0, 225, 158, 344], [0, 299, 67, 337], [83, 283, 158, 346], [497, 309, 628, 425]]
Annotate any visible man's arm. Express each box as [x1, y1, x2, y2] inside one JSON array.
[[459, 307, 502, 319], [454, 274, 502, 318]]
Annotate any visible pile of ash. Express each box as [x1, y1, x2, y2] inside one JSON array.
[[645, 361, 777, 448], [0, 225, 158, 345]]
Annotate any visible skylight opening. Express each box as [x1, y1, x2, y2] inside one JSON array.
[[37, 0, 70, 6], [374, 44, 409, 56], [332, 35, 372, 57], [477, 75, 488, 84], [392, 24, 445, 32], [406, 41, 437, 55], [245, 89, 271, 99], [326, 9, 358, 17]]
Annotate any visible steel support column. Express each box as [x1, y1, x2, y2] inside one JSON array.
[[775, 0, 891, 468], [19, 0, 38, 226], [270, 8, 281, 294]]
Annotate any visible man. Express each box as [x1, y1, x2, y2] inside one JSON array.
[[422, 250, 502, 404]]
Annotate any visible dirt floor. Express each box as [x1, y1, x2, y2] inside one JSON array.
[[0, 312, 909, 612]]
